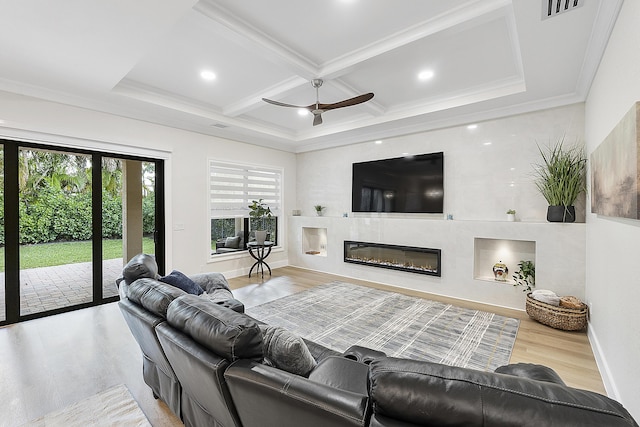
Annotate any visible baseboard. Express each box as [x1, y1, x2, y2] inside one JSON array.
[[287, 264, 527, 315], [588, 322, 619, 399]]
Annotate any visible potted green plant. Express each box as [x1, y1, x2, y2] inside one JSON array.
[[533, 138, 587, 222], [314, 205, 325, 216], [512, 260, 535, 292], [248, 199, 273, 244], [506, 209, 516, 222]]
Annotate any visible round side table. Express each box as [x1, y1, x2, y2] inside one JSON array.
[[247, 241, 274, 278]]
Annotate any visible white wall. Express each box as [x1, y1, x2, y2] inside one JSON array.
[[292, 104, 587, 309], [296, 104, 585, 222], [0, 91, 297, 278], [584, 0, 640, 419]]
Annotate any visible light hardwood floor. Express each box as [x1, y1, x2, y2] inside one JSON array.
[[0, 266, 604, 427]]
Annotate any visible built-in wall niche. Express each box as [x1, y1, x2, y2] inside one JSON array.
[[473, 238, 536, 284], [302, 227, 327, 256]]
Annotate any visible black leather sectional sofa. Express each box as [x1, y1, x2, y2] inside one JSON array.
[[118, 255, 638, 427]]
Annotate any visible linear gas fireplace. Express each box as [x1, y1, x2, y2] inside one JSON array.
[[344, 241, 441, 276]]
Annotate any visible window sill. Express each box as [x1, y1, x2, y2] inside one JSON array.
[[208, 245, 283, 263]]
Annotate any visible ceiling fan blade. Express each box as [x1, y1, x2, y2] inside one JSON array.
[[320, 93, 374, 111], [312, 112, 323, 126], [262, 98, 306, 109], [262, 81, 374, 127]]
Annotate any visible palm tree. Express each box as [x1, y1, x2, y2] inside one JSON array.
[[101, 158, 122, 197]]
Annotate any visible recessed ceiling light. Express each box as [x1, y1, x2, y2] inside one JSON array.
[[200, 70, 216, 81], [298, 109, 309, 116], [375, 140, 383, 144], [483, 141, 492, 146], [418, 70, 434, 81], [467, 124, 478, 130]]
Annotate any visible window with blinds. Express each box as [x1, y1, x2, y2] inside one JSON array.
[[209, 161, 281, 255], [209, 161, 282, 217]]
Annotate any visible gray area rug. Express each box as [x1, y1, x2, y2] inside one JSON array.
[[24, 384, 151, 427], [247, 281, 520, 371]]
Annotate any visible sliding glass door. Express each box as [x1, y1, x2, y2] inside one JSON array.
[[100, 159, 158, 299], [0, 141, 164, 325], [18, 148, 94, 315]]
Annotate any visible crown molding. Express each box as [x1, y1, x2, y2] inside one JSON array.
[[574, 0, 624, 98]]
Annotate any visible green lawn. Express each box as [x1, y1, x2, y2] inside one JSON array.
[[0, 237, 155, 271]]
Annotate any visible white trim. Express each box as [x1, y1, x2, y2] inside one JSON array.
[[588, 322, 620, 400], [0, 126, 171, 159], [0, 126, 174, 273]]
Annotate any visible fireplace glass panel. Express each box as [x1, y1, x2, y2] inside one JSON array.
[[344, 241, 441, 276]]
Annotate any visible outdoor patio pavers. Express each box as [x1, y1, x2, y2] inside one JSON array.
[[0, 258, 124, 320]]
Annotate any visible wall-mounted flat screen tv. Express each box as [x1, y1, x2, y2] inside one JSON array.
[[352, 152, 444, 213]]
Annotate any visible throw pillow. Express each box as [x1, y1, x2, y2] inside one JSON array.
[[225, 236, 241, 249], [160, 270, 204, 295], [199, 288, 234, 303], [259, 325, 317, 376]]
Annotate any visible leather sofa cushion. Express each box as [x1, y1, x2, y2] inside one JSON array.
[[495, 362, 566, 385], [369, 357, 638, 427], [308, 356, 369, 394], [342, 345, 386, 365], [127, 278, 186, 317], [122, 253, 159, 284], [167, 294, 262, 362]]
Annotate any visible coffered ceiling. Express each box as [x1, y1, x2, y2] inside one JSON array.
[[0, 0, 623, 152]]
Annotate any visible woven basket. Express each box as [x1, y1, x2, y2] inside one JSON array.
[[525, 293, 588, 331]]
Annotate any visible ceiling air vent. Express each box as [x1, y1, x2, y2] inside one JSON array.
[[210, 123, 229, 129], [542, 0, 583, 20]]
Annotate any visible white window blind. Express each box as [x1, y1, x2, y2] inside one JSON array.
[[210, 161, 281, 217]]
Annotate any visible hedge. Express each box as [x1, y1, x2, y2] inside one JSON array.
[[0, 188, 156, 245]]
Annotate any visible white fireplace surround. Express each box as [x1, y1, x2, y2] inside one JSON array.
[[288, 216, 585, 311]]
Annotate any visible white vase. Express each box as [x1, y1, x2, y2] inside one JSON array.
[[507, 214, 515, 222], [255, 230, 267, 245]]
